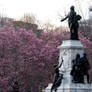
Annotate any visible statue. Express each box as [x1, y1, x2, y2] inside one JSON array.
[[61, 6, 81, 40], [51, 58, 63, 92], [71, 53, 91, 83], [71, 54, 84, 83], [80, 53, 90, 83]]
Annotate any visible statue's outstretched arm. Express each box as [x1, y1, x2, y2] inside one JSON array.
[[61, 15, 68, 22]]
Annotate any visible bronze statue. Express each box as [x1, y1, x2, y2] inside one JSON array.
[[80, 53, 90, 83], [51, 58, 63, 92], [71, 54, 84, 83], [61, 6, 81, 40]]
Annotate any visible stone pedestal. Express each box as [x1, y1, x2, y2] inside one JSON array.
[[45, 40, 92, 92]]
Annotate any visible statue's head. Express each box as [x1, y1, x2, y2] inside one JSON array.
[[76, 53, 80, 58], [70, 6, 75, 11], [83, 53, 87, 57]]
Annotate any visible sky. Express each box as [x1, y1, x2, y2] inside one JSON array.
[[0, 0, 91, 26]]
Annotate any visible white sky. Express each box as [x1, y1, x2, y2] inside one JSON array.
[[0, 0, 91, 26]]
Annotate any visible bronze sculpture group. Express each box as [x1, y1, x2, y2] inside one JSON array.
[[71, 53, 90, 83], [51, 53, 90, 92]]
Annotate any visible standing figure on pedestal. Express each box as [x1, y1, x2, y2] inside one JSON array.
[[51, 58, 63, 92], [61, 6, 81, 40], [71, 54, 84, 83], [80, 53, 90, 83]]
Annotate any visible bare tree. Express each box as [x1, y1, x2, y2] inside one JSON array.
[[20, 13, 37, 24]]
